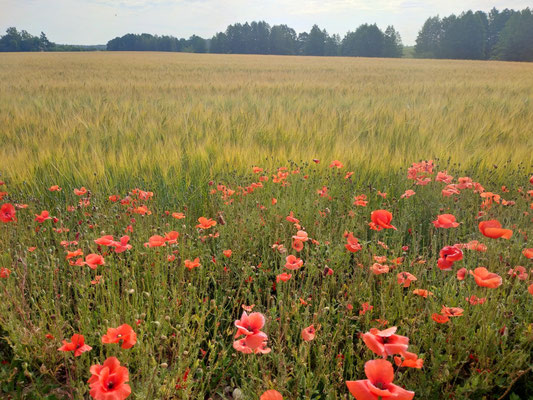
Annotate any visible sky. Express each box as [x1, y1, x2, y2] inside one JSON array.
[[1, 0, 531, 46]]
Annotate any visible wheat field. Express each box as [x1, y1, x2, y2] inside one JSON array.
[[1, 52, 532, 191]]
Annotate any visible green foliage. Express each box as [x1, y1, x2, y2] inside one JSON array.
[[415, 7, 533, 61]]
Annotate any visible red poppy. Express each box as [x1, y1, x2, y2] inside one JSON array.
[[361, 327, 409, 357], [397, 272, 417, 288], [0, 268, 12, 278], [35, 210, 52, 223], [260, 390, 283, 400], [85, 254, 105, 270], [233, 312, 271, 354], [74, 187, 87, 196], [437, 245, 463, 271], [184, 258, 201, 270], [88, 357, 131, 400], [172, 212, 185, 219], [529, 283, 533, 296], [370, 210, 397, 231], [441, 306, 464, 317], [292, 239, 304, 252], [145, 235, 166, 248], [102, 324, 137, 349], [345, 233, 362, 253], [523, 248, 533, 259], [285, 255, 303, 270], [432, 214, 460, 228], [0, 203, 16, 223], [432, 313, 449, 324], [478, 220, 513, 239], [58, 334, 92, 356], [456, 268, 467, 280], [276, 273, 292, 282], [370, 263, 389, 275], [470, 267, 502, 288], [196, 217, 216, 229], [49, 185, 62, 192], [412, 289, 432, 298], [346, 359, 414, 400], [301, 325, 316, 341], [329, 160, 343, 169], [223, 249, 232, 258], [394, 351, 424, 369]]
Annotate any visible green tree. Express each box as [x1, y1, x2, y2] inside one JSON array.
[[383, 25, 403, 57], [495, 8, 533, 61], [269, 25, 297, 55], [341, 24, 384, 57], [414, 17, 443, 58], [304, 25, 326, 56]]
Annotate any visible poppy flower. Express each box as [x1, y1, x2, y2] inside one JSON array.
[[196, 217, 216, 229], [223, 249, 232, 258], [88, 357, 131, 400], [285, 255, 303, 270], [346, 359, 414, 400], [412, 289, 432, 298], [507, 266, 527, 280], [260, 390, 283, 400], [292, 230, 308, 242], [432, 214, 460, 229], [0, 268, 12, 278], [370, 263, 389, 275], [370, 210, 397, 231], [478, 220, 513, 239], [470, 267, 502, 289], [233, 312, 271, 354], [400, 190, 416, 199], [164, 231, 179, 245], [276, 273, 292, 282], [292, 239, 304, 252], [102, 324, 137, 349], [145, 235, 166, 248], [523, 248, 533, 259], [35, 210, 52, 223], [529, 283, 533, 296], [397, 272, 417, 288], [431, 313, 449, 324], [329, 160, 343, 169], [0, 203, 16, 223], [95, 235, 115, 246], [301, 325, 316, 341], [466, 295, 486, 305], [85, 254, 105, 270], [74, 187, 87, 196], [58, 334, 92, 356], [113, 236, 132, 253], [394, 351, 424, 369], [49, 185, 62, 192], [345, 233, 362, 253], [437, 246, 463, 271], [457, 268, 467, 281], [172, 212, 185, 219], [361, 326, 409, 357], [441, 306, 464, 317], [184, 258, 201, 270]]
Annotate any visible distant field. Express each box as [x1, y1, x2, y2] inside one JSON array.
[[0, 52, 532, 191], [0, 53, 532, 399]]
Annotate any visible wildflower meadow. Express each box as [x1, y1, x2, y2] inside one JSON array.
[[0, 53, 532, 399]]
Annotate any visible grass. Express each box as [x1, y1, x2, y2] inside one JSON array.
[[0, 52, 532, 399]]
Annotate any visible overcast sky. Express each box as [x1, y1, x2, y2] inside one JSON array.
[[1, 0, 531, 46]]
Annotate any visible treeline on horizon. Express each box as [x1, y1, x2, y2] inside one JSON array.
[[1, 7, 532, 61]]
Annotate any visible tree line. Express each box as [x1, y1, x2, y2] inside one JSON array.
[[0, 27, 104, 52], [415, 8, 533, 61], [1, 7, 531, 61]]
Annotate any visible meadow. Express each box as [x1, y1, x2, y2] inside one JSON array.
[[0, 52, 532, 399]]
